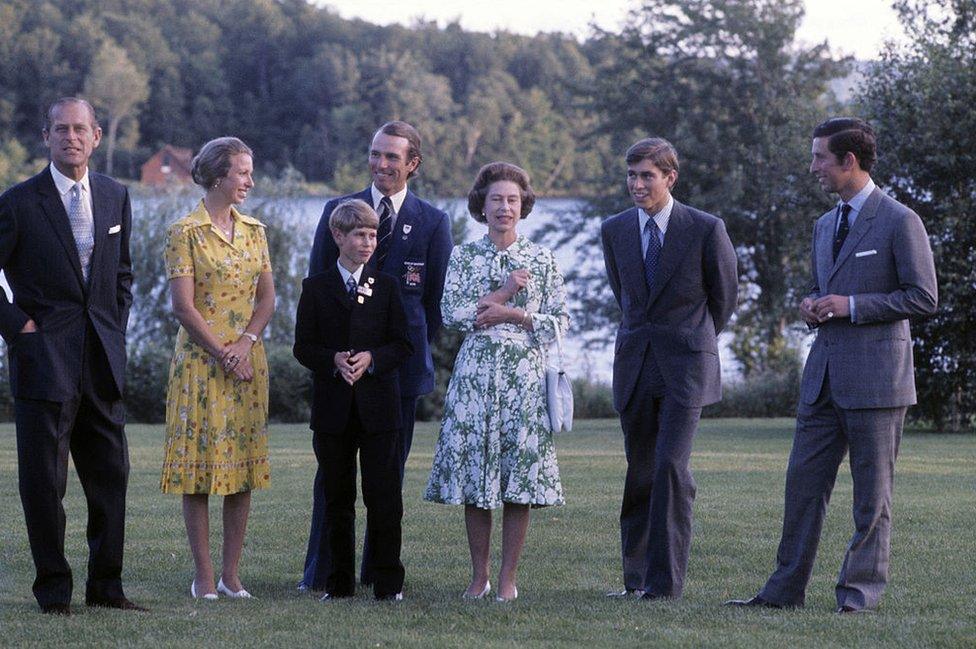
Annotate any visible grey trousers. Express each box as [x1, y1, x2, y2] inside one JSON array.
[[760, 377, 905, 609]]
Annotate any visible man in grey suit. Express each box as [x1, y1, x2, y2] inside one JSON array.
[[601, 137, 738, 600], [727, 118, 937, 613]]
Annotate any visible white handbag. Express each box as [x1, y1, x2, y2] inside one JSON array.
[[546, 323, 574, 432]]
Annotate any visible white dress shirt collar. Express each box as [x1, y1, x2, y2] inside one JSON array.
[[843, 178, 876, 215], [50, 162, 91, 198], [370, 184, 407, 214], [337, 260, 364, 287], [638, 195, 674, 237]]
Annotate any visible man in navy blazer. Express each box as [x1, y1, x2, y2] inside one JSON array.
[[0, 98, 142, 614], [601, 138, 737, 600], [301, 121, 453, 589]]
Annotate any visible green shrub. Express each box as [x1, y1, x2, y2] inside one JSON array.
[[704, 365, 801, 418], [124, 341, 173, 423], [266, 342, 312, 423]]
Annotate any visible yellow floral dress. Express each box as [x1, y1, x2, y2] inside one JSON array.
[[160, 201, 271, 495]]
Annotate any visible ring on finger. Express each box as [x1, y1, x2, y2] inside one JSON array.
[[827, 311, 834, 319]]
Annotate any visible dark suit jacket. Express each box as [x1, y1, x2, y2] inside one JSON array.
[[801, 187, 937, 409], [308, 187, 452, 397], [0, 167, 132, 401], [601, 201, 738, 410], [293, 266, 413, 435]]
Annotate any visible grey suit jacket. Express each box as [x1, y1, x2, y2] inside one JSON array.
[[601, 202, 738, 410], [801, 187, 937, 409]]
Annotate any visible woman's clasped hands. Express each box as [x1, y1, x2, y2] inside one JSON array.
[[475, 269, 529, 329]]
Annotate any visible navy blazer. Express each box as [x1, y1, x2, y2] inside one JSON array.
[[601, 201, 738, 410], [308, 187, 452, 397], [0, 167, 132, 401], [293, 266, 413, 434]]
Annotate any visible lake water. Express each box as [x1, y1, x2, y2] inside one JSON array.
[[1, 195, 746, 384]]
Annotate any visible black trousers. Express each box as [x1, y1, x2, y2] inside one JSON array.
[[15, 329, 128, 608], [312, 407, 404, 598], [302, 395, 415, 589], [618, 362, 702, 598]]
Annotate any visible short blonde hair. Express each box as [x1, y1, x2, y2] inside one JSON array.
[[329, 199, 379, 233]]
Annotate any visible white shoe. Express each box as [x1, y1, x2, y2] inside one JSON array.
[[495, 586, 518, 603], [217, 578, 253, 599], [190, 581, 218, 601], [462, 581, 491, 600]]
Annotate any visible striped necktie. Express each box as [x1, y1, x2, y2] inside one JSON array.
[[833, 203, 852, 261], [644, 218, 662, 289], [374, 196, 394, 268], [68, 183, 94, 281], [346, 275, 357, 300]]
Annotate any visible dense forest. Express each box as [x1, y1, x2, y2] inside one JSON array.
[[0, 0, 614, 196]]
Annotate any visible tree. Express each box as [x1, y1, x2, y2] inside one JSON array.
[[84, 39, 149, 176], [857, 0, 976, 431], [554, 0, 849, 375]]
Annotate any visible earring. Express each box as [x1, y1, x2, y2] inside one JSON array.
[[212, 179, 221, 190]]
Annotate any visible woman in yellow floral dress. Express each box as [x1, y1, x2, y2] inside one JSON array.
[[160, 137, 275, 600]]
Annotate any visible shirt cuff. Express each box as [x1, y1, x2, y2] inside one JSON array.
[[849, 295, 857, 323]]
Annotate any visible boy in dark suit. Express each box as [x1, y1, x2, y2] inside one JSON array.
[[293, 199, 413, 601]]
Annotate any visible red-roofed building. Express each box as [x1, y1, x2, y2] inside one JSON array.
[[141, 145, 193, 187]]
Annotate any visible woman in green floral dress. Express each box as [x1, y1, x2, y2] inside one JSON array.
[[425, 162, 568, 602]]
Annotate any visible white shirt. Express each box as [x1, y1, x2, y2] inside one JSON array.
[[370, 184, 407, 231], [337, 260, 364, 289], [50, 162, 93, 227], [638, 195, 674, 257]]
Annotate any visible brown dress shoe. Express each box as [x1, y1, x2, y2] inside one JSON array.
[[86, 596, 149, 612]]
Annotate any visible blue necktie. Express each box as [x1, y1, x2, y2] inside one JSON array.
[[833, 203, 851, 262], [373, 196, 394, 268], [643, 218, 662, 289], [346, 275, 357, 301], [68, 183, 94, 281]]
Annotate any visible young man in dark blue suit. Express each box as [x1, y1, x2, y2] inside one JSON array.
[[294, 199, 413, 601], [301, 121, 453, 589], [0, 98, 143, 615]]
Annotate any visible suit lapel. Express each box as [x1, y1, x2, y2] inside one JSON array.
[[616, 208, 648, 304], [827, 189, 880, 283], [325, 266, 352, 310], [36, 169, 85, 287], [89, 173, 111, 287], [645, 201, 693, 311]]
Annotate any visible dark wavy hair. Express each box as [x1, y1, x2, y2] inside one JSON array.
[[467, 162, 536, 222], [812, 118, 877, 172]]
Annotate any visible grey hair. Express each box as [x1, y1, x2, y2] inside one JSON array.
[[45, 97, 99, 131], [191, 137, 253, 189]]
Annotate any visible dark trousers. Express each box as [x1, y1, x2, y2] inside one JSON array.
[[312, 407, 404, 598], [759, 377, 904, 610], [15, 331, 128, 608], [619, 364, 702, 597], [302, 396, 415, 589]]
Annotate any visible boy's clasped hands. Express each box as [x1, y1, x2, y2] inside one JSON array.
[[334, 350, 373, 385]]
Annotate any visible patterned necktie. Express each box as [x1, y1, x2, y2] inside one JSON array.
[[833, 203, 852, 262], [643, 218, 662, 289], [373, 196, 394, 269], [68, 183, 94, 281], [346, 275, 358, 301]]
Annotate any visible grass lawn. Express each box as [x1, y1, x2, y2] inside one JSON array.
[[1, 418, 974, 648]]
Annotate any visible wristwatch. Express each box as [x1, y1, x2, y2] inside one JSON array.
[[242, 332, 258, 343]]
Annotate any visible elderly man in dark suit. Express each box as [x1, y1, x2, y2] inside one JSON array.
[[727, 118, 937, 613], [0, 98, 143, 615], [601, 137, 738, 600], [300, 121, 453, 590]]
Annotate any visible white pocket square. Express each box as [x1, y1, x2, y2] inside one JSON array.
[[108, 224, 121, 234], [854, 249, 877, 258]]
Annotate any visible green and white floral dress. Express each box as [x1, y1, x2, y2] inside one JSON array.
[[424, 234, 568, 509]]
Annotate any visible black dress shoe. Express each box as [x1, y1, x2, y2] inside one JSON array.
[[724, 595, 784, 609], [85, 596, 149, 612], [40, 603, 71, 616], [606, 588, 645, 598], [639, 592, 672, 601], [320, 592, 353, 601], [374, 592, 403, 602], [836, 604, 872, 614]]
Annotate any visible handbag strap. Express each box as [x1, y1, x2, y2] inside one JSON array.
[[552, 320, 565, 372]]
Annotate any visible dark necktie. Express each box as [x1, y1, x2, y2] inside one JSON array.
[[374, 196, 394, 269], [644, 218, 662, 289], [833, 203, 851, 262], [346, 275, 357, 301]]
